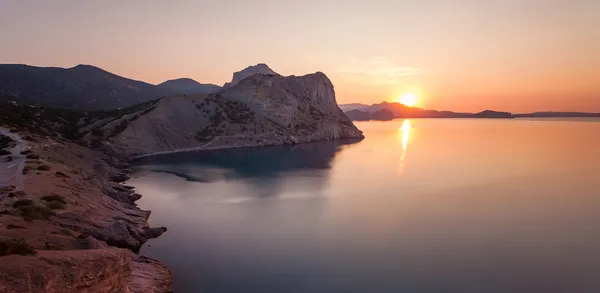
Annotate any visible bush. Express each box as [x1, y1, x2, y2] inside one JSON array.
[[37, 165, 51, 171], [26, 154, 40, 159], [45, 200, 66, 210], [0, 238, 37, 256], [6, 224, 25, 229], [14, 201, 55, 220], [13, 199, 34, 208], [44, 242, 63, 250], [55, 171, 70, 178], [8, 191, 26, 198], [60, 228, 74, 237], [41, 194, 66, 204]]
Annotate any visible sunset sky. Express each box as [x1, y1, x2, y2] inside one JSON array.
[[1, 0, 599, 113]]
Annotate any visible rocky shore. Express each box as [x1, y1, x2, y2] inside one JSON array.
[[0, 127, 172, 292]]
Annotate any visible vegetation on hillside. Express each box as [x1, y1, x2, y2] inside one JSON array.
[[0, 100, 159, 142]]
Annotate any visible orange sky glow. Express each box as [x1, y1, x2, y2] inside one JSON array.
[[1, 0, 599, 113]]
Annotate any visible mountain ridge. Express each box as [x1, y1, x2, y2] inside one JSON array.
[[0, 64, 219, 110], [340, 102, 600, 120]]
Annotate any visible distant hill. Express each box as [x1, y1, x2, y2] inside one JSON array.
[[0, 64, 169, 110], [157, 78, 220, 95], [339, 103, 368, 112], [341, 102, 600, 120], [341, 101, 513, 120], [345, 109, 371, 121], [514, 112, 600, 118]]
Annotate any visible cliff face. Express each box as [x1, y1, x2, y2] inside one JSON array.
[[109, 67, 363, 156]]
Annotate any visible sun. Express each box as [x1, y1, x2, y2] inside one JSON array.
[[397, 93, 418, 107]]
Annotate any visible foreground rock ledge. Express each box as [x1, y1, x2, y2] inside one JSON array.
[[0, 248, 171, 293]]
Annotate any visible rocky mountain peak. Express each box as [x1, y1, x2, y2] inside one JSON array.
[[223, 63, 279, 89]]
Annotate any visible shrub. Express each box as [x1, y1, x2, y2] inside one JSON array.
[[37, 165, 51, 171], [45, 200, 66, 210], [26, 154, 40, 159], [6, 224, 25, 229], [55, 171, 70, 178], [44, 242, 63, 250], [0, 238, 37, 256], [41, 194, 66, 204], [13, 199, 34, 208], [0, 150, 10, 156], [7, 191, 25, 198], [14, 202, 55, 220], [60, 228, 74, 237]]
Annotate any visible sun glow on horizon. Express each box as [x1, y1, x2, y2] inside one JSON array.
[[397, 93, 418, 107]]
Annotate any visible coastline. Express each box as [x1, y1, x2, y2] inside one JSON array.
[[132, 135, 365, 159], [0, 127, 172, 292]]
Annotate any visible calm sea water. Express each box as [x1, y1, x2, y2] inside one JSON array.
[[130, 118, 600, 293]]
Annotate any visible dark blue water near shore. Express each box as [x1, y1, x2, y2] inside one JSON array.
[[131, 119, 600, 293]]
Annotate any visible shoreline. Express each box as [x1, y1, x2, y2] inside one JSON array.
[[0, 127, 173, 292], [133, 136, 365, 160]]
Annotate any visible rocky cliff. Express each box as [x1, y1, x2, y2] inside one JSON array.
[[222, 63, 279, 89], [107, 66, 363, 156]]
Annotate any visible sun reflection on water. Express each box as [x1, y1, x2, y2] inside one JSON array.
[[397, 119, 412, 176]]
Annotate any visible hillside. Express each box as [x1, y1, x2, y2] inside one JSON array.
[[157, 78, 220, 95], [515, 112, 600, 118], [0, 64, 167, 110]]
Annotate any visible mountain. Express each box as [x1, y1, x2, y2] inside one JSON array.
[[222, 63, 278, 89], [0, 64, 167, 110], [514, 112, 600, 118], [345, 109, 371, 121], [157, 78, 220, 95], [339, 103, 368, 112], [371, 109, 395, 120], [106, 69, 362, 156], [342, 101, 513, 120]]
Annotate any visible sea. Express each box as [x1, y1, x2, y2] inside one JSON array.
[[129, 118, 600, 293]]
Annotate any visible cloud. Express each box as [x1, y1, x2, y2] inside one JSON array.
[[339, 57, 425, 85]]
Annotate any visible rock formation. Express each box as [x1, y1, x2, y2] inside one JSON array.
[[222, 63, 279, 89], [108, 65, 363, 156]]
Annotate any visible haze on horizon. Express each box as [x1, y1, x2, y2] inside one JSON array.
[[1, 0, 599, 113]]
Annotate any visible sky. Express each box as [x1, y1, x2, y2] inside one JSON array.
[[1, 0, 599, 113]]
